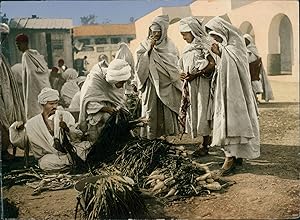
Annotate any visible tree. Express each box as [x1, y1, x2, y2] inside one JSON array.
[[129, 17, 135, 23], [80, 14, 97, 25]]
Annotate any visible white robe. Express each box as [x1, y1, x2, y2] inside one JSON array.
[[244, 34, 274, 102], [22, 49, 51, 120], [79, 63, 127, 143], [178, 41, 211, 138], [136, 15, 182, 139], [9, 110, 91, 171], [248, 52, 263, 94], [205, 17, 260, 159], [69, 91, 81, 109], [0, 53, 25, 131], [61, 80, 79, 107]]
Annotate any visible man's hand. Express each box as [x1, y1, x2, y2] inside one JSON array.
[[132, 84, 138, 93], [16, 122, 25, 130], [185, 73, 197, 82], [101, 106, 116, 115], [180, 72, 187, 81], [59, 121, 70, 132], [150, 37, 156, 49], [211, 43, 221, 57]]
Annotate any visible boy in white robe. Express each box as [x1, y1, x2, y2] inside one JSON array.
[[178, 17, 216, 156], [9, 88, 91, 171]]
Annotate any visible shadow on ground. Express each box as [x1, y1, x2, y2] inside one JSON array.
[[172, 142, 300, 180]]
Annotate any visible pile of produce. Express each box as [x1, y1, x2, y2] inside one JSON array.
[[75, 166, 148, 220], [140, 145, 232, 198], [143, 154, 224, 198]]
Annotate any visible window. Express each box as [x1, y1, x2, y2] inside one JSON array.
[[52, 39, 64, 50], [95, 38, 108, 44], [127, 37, 134, 43], [78, 38, 91, 45], [111, 37, 121, 44], [96, 47, 105, 52], [81, 46, 94, 52]]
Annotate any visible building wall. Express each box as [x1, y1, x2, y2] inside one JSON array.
[[7, 29, 73, 68], [226, 0, 299, 80], [131, 0, 299, 81], [73, 34, 135, 70]]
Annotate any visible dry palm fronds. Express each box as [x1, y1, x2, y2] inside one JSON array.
[[76, 167, 148, 220]]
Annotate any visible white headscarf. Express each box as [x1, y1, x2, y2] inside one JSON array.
[[179, 22, 191, 32], [0, 23, 9, 33], [244, 34, 259, 57], [179, 16, 212, 52], [38, 88, 59, 104], [147, 15, 169, 45], [62, 68, 79, 81], [150, 23, 161, 31], [105, 59, 131, 85]]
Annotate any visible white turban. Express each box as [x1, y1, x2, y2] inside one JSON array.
[[62, 68, 79, 81], [179, 22, 191, 33], [106, 59, 131, 84], [38, 88, 59, 104], [150, 23, 161, 31], [0, 23, 9, 34]]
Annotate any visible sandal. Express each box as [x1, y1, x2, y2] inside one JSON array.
[[192, 146, 209, 157], [219, 157, 236, 176]]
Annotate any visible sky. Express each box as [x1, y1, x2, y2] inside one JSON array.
[[0, 0, 193, 25]]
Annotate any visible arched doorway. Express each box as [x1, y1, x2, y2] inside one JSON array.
[[239, 21, 255, 41], [268, 14, 293, 75]]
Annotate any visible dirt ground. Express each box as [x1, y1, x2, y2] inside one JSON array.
[[2, 78, 300, 219]]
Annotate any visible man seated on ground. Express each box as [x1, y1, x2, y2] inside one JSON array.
[[79, 59, 131, 144], [9, 88, 91, 171]]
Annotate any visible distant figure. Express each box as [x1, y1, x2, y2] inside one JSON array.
[[98, 54, 109, 68], [60, 68, 80, 108], [11, 63, 24, 102], [0, 24, 25, 160], [57, 58, 68, 74], [69, 76, 87, 109], [83, 56, 89, 74], [135, 15, 182, 139], [244, 34, 274, 103], [49, 67, 65, 94], [16, 33, 51, 120], [114, 42, 136, 94]]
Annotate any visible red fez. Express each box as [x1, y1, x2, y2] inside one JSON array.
[[15, 33, 29, 43]]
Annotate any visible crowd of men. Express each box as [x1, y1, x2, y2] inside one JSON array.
[[0, 15, 274, 175]]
